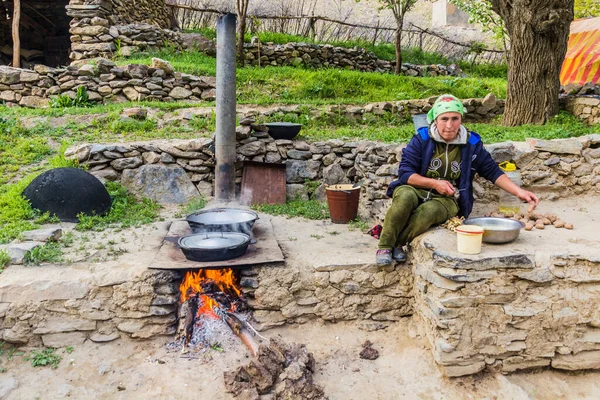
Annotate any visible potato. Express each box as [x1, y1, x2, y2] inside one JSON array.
[[564, 223, 574, 230], [520, 218, 529, 225], [491, 212, 503, 218], [525, 223, 534, 231], [504, 212, 515, 218], [527, 213, 537, 221], [535, 223, 545, 230], [542, 218, 551, 225], [545, 214, 558, 223], [535, 219, 544, 225], [553, 220, 565, 228]]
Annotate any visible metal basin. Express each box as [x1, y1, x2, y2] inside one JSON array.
[[186, 208, 259, 236], [462, 217, 525, 244], [264, 122, 302, 140], [178, 232, 251, 262]]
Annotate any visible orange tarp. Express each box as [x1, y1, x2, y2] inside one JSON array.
[[560, 17, 600, 85]]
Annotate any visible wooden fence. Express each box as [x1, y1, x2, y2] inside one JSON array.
[[166, 1, 505, 64]]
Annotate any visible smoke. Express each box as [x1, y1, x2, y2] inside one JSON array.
[[238, 187, 253, 207]]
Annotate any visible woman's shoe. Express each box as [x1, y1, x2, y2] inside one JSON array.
[[376, 249, 392, 265], [392, 247, 407, 263]]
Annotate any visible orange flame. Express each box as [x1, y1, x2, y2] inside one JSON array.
[[180, 269, 242, 316]]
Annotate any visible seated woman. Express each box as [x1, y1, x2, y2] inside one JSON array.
[[376, 94, 539, 265]]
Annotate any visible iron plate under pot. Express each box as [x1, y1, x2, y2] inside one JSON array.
[[178, 232, 251, 262]]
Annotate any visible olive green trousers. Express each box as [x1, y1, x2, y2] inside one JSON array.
[[378, 185, 459, 250]]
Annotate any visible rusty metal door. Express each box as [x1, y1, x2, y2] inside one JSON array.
[[241, 161, 286, 205]]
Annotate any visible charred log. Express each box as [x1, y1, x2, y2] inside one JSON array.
[[224, 338, 326, 399]]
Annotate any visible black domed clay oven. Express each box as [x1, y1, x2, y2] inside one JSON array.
[[23, 168, 112, 222]]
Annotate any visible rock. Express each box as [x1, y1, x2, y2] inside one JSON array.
[[19, 71, 40, 82], [97, 58, 116, 73], [527, 138, 583, 155], [123, 64, 149, 79], [0, 66, 21, 84], [552, 350, 600, 370], [151, 58, 174, 75], [286, 184, 309, 201], [92, 168, 119, 182], [90, 332, 120, 343], [19, 96, 49, 108], [21, 228, 62, 242], [122, 87, 140, 101], [239, 141, 266, 157], [121, 164, 200, 204], [285, 160, 320, 183], [169, 87, 192, 99], [323, 164, 346, 185], [111, 156, 143, 171], [359, 340, 379, 360], [121, 107, 147, 120], [33, 317, 96, 335], [78, 64, 96, 76], [196, 181, 213, 197], [443, 362, 486, 377], [0, 375, 17, 399], [0, 241, 45, 265], [486, 142, 515, 163], [41, 332, 87, 348]]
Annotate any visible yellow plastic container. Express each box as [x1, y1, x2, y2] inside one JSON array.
[[498, 161, 522, 214], [455, 225, 485, 254]]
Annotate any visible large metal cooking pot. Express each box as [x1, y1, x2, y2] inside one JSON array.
[[463, 217, 525, 244], [178, 232, 251, 262], [186, 208, 259, 235]]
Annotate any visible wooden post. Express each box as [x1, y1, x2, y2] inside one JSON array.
[[12, 0, 20, 68]]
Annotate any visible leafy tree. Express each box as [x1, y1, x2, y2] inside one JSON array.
[[449, 0, 509, 60], [490, 0, 574, 126], [377, 0, 422, 75], [575, 0, 600, 18]]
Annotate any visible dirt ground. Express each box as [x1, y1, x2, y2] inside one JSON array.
[[3, 319, 600, 400], [2, 195, 600, 400]]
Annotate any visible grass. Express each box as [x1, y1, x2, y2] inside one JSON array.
[[76, 182, 161, 232], [0, 250, 10, 272], [26, 348, 62, 369], [252, 199, 330, 220], [122, 50, 507, 105], [24, 242, 63, 266]]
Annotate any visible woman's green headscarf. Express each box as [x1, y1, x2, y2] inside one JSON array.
[[427, 94, 465, 124]]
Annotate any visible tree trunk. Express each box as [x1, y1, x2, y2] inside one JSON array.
[[236, 0, 249, 66], [490, 0, 574, 126], [394, 28, 402, 75], [12, 0, 20, 68]]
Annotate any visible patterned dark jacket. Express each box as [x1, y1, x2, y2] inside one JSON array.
[[386, 127, 504, 218]]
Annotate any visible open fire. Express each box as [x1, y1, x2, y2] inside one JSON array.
[[172, 268, 259, 355]]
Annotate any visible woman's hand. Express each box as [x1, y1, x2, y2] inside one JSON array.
[[516, 188, 539, 212], [434, 180, 455, 196]]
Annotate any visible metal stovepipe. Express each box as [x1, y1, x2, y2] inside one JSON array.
[[214, 13, 237, 202]]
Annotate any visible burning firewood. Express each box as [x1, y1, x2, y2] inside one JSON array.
[[222, 311, 259, 357]]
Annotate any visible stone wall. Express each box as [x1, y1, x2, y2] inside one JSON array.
[[66, 0, 178, 62], [244, 42, 461, 76], [411, 229, 600, 376], [0, 266, 180, 346], [0, 59, 215, 107], [108, 0, 171, 27], [563, 96, 600, 125], [65, 117, 600, 222], [239, 262, 413, 330]]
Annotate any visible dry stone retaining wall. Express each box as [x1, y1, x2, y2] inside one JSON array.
[[65, 118, 600, 223], [411, 230, 600, 376], [0, 267, 180, 347], [239, 263, 413, 330], [564, 96, 600, 125], [0, 59, 215, 107], [66, 0, 178, 62], [244, 42, 461, 76]]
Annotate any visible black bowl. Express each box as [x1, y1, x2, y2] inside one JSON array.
[[264, 122, 302, 140]]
